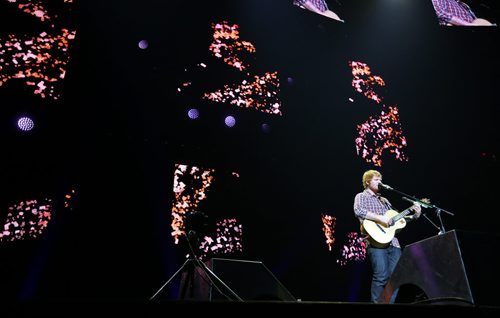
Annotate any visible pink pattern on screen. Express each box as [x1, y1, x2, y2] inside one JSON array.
[[349, 61, 409, 166], [321, 213, 336, 251], [0, 0, 77, 100], [1, 198, 52, 242], [337, 232, 367, 266], [171, 164, 244, 259], [178, 21, 282, 116]]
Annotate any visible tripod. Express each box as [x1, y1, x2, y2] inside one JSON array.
[[150, 232, 243, 301]]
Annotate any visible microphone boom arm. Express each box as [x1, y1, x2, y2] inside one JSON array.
[[380, 183, 454, 235]]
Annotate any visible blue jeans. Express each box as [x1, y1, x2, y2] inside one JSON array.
[[367, 245, 401, 303]]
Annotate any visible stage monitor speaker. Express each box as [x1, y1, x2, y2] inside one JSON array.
[[379, 229, 500, 307], [179, 258, 296, 301]]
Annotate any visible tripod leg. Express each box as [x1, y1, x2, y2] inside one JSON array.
[[196, 258, 243, 302], [150, 259, 190, 300], [178, 260, 195, 299]]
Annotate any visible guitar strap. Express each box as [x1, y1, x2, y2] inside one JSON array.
[[377, 194, 392, 211]]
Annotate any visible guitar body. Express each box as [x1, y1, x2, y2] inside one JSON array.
[[472, 18, 495, 26], [445, 18, 496, 26], [361, 210, 407, 247]]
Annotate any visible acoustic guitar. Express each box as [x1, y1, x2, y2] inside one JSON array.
[[471, 18, 496, 26], [361, 198, 430, 248], [446, 18, 496, 26], [361, 207, 413, 248]]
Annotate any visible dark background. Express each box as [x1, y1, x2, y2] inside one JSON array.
[[1, 0, 499, 302]]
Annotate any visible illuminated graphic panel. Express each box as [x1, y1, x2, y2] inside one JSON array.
[[349, 61, 408, 167], [0, 189, 76, 243], [430, 0, 497, 26], [321, 213, 336, 251], [292, 0, 344, 23], [171, 164, 243, 260], [1, 198, 52, 242], [178, 21, 282, 116], [199, 218, 243, 258], [171, 164, 215, 244], [0, 0, 77, 100], [337, 232, 366, 266], [322, 213, 366, 266]]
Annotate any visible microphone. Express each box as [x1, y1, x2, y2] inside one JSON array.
[[378, 182, 393, 190]]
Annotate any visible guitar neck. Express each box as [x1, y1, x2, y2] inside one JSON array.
[[391, 207, 413, 223]]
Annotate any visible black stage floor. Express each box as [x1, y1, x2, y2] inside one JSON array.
[[6, 300, 500, 318]]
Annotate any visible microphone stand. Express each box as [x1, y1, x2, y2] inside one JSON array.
[[380, 184, 454, 235]]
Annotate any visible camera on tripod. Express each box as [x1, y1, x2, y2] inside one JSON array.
[[184, 210, 208, 245], [150, 210, 243, 301]]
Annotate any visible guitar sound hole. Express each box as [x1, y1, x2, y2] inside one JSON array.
[[376, 223, 386, 233]]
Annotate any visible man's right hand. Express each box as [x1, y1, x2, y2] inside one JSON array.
[[380, 215, 394, 227]]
